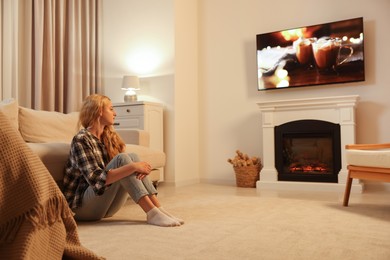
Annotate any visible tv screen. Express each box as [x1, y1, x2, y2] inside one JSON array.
[[256, 17, 365, 90]]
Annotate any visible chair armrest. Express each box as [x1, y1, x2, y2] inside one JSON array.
[[345, 143, 390, 150], [116, 129, 150, 147]]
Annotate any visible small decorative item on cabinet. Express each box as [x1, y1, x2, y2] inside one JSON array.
[[227, 150, 262, 188]]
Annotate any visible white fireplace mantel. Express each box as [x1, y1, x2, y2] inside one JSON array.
[[257, 95, 363, 192]]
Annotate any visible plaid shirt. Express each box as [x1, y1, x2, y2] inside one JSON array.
[[63, 128, 110, 209]]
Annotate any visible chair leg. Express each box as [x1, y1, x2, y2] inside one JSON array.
[[343, 173, 353, 207]]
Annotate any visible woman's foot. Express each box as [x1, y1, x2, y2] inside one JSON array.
[[159, 207, 184, 225], [146, 207, 180, 227]]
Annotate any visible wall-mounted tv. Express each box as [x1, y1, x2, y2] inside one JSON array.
[[256, 17, 365, 90]]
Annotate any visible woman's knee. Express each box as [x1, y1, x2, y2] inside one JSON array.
[[114, 153, 138, 166], [127, 152, 140, 162]]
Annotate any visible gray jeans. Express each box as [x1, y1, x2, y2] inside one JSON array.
[[73, 153, 158, 221]]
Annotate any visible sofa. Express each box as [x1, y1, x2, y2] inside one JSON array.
[[0, 98, 165, 187]]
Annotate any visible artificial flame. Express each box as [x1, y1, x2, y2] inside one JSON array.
[[289, 163, 329, 173]]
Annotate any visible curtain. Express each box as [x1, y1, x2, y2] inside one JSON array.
[[31, 0, 101, 112], [0, 0, 20, 101], [1, 0, 101, 113]]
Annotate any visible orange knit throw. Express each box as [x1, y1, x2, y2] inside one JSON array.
[[0, 111, 104, 259]]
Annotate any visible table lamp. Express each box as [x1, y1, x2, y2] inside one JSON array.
[[121, 75, 140, 102]]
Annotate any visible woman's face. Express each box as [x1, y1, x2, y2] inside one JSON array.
[[100, 100, 116, 126]]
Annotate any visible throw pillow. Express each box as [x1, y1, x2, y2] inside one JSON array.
[[19, 107, 79, 143]]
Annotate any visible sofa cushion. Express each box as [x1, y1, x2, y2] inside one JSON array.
[[0, 98, 19, 130], [116, 129, 150, 147], [19, 107, 79, 143], [346, 149, 390, 169], [125, 144, 166, 169], [26, 142, 71, 182]]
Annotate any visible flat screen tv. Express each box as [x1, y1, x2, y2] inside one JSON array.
[[256, 17, 365, 90]]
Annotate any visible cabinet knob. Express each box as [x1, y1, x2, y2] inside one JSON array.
[[126, 109, 131, 113]]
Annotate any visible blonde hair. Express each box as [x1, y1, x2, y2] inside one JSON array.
[[79, 94, 125, 160]]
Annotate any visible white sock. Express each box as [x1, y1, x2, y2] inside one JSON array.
[[159, 207, 184, 225], [146, 207, 180, 227]]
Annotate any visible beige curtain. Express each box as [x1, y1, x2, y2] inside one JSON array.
[[18, 0, 101, 113], [0, 0, 20, 101]]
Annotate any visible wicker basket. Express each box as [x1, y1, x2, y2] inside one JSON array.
[[233, 165, 261, 188]]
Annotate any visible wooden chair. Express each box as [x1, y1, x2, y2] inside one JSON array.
[[343, 143, 390, 206]]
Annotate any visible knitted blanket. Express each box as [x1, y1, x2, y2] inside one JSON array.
[[0, 111, 104, 259]]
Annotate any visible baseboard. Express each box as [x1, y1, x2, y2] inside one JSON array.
[[363, 181, 390, 192]]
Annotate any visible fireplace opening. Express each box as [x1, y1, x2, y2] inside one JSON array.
[[274, 120, 341, 183]]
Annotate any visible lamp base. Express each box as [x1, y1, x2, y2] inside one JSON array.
[[124, 94, 137, 103]]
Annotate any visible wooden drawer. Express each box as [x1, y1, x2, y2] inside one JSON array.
[[114, 117, 144, 129], [114, 105, 144, 117]]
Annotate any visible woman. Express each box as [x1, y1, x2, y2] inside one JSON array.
[[62, 94, 183, 227]]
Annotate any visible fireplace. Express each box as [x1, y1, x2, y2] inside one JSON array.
[[274, 120, 341, 183], [257, 95, 363, 192]]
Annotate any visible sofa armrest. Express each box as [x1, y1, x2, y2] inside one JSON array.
[[116, 129, 150, 147]]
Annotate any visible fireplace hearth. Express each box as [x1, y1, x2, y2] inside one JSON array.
[[257, 95, 363, 192], [274, 120, 341, 183]]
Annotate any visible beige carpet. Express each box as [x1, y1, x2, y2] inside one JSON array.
[[77, 183, 390, 260]]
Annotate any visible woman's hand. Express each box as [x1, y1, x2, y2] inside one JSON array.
[[136, 173, 148, 180], [131, 162, 151, 180], [132, 161, 152, 174], [105, 161, 152, 185]]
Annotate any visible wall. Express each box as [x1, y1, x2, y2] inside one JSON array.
[[173, 0, 200, 186], [102, 0, 390, 187], [101, 0, 174, 102], [198, 0, 390, 185]]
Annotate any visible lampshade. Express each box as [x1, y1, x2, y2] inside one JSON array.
[[121, 76, 140, 102], [121, 76, 140, 90]]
